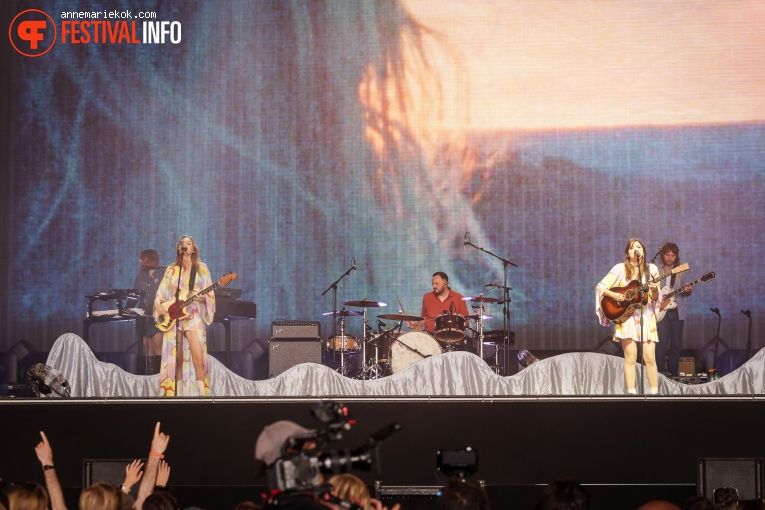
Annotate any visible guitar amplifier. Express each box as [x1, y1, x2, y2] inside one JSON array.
[[271, 321, 320, 339], [269, 321, 322, 378], [678, 356, 695, 375], [268, 339, 323, 377]]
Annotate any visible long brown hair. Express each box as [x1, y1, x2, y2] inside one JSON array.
[[173, 235, 201, 270], [623, 238, 647, 281]]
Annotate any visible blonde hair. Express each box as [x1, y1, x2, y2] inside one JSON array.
[[79, 483, 120, 510], [329, 473, 371, 510], [8, 482, 49, 510]]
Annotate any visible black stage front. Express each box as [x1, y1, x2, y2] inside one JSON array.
[[2, 396, 764, 509]]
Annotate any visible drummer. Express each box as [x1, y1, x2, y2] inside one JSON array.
[[407, 271, 469, 334]]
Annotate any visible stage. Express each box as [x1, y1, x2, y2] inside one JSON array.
[[2, 334, 764, 509]]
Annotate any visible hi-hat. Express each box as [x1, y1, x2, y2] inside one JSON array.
[[377, 313, 424, 322], [345, 299, 387, 308], [322, 309, 362, 317], [462, 296, 501, 303]]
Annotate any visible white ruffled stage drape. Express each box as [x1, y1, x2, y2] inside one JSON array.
[[45, 333, 764, 397]]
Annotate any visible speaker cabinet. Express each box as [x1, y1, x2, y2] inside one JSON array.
[[83, 459, 137, 489], [268, 338, 322, 378], [698, 458, 763, 500]]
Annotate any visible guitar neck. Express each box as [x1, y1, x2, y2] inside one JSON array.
[[664, 277, 700, 299], [181, 282, 219, 308], [649, 263, 689, 286]]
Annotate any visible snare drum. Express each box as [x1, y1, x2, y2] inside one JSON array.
[[390, 331, 442, 373], [434, 313, 466, 343], [326, 335, 358, 352]]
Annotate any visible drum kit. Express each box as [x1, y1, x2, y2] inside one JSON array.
[[322, 295, 504, 379]]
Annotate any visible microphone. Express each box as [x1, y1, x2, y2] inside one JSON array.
[[352, 257, 356, 275], [741, 309, 751, 317], [463, 232, 469, 251], [634, 249, 640, 259], [710, 307, 720, 315], [449, 302, 455, 314], [181, 246, 188, 252]]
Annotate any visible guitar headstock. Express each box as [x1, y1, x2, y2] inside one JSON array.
[[671, 263, 689, 274], [219, 272, 238, 286], [701, 272, 715, 282]]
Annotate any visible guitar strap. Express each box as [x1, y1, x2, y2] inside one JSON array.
[[188, 264, 198, 293]]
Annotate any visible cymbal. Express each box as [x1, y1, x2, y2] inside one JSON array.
[[378, 313, 424, 322], [466, 314, 493, 320], [344, 299, 387, 308], [322, 309, 362, 317], [462, 296, 501, 303]]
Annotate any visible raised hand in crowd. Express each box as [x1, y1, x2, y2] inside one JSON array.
[[34, 431, 67, 510], [134, 422, 170, 510], [121, 460, 144, 495], [156, 460, 171, 488]]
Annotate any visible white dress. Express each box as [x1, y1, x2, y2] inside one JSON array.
[[596, 263, 663, 343]]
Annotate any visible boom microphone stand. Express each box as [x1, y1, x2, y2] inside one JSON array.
[[463, 232, 517, 375], [321, 258, 356, 371], [741, 309, 752, 363], [710, 307, 722, 377]]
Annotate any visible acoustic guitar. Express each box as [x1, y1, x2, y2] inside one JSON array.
[[601, 263, 688, 324], [656, 272, 715, 322], [154, 272, 237, 332]]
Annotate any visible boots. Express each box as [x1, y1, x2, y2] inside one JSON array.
[[195, 379, 206, 396], [146, 355, 162, 375]]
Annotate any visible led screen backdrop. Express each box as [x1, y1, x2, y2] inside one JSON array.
[[2, 0, 763, 359]]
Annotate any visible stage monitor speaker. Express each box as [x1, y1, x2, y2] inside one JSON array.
[[268, 338, 322, 378], [83, 459, 137, 489], [697, 458, 763, 500], [271, 321, 320, 339]]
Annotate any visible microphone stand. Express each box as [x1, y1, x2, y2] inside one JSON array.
[[321, 260, 355, 372], [742, 310, 752, 362], [710, 308, 722, 376], [174, 253, 184, 395], [464, 236, 517, 375], [636, 255, 645, 395]]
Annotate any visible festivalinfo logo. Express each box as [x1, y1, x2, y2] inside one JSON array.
[[9, 8, 182, 57]]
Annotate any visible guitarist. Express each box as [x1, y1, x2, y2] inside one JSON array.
[[153, 236, 216, 397], [596, 238, 663, 395], [655, 243, 692, 377]]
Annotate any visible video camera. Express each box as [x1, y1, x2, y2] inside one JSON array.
[[270, 401, 401, 493]]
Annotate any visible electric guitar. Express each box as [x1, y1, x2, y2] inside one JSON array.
[[154, 272, 237, 332], [600, 263, 689, 324], [656, 272, 716, 322]]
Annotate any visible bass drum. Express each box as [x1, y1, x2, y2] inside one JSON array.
[[390, 332, 442, 373]]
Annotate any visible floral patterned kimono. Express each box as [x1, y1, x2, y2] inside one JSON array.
[[155, 262, 215, 396]]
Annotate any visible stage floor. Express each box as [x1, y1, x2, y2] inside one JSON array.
[[5, 335, 764, 508]]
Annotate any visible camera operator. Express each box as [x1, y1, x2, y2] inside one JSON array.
[[256, 420, 328, 510], [254, 402, 400, 510]]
